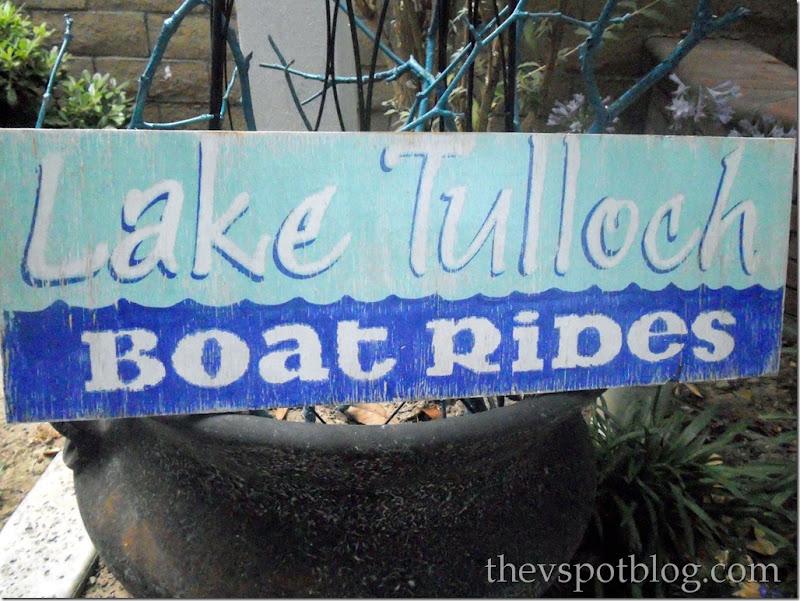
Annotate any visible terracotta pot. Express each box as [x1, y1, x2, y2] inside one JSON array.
[[55, 391, 597, 598]]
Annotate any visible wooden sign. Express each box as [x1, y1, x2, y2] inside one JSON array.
[[0, 130, 794, 421]]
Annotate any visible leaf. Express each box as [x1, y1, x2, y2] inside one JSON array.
[[683, 382, 704, 398], [672, 482, 720, 537], [637, 7, 670, 25], [747, 527, 779, 556], [733, 581, 762, 598], [420, 406, 442, 420], [601, 29, 620, 42], [275, 407, 289, 420], [346, 403, 393, 425], [522, 20, 539, 46], [747, 522, 793, 552], [613, 493, 642, 554], [686, 420, 749, 461], [757, 413, 798, 420], [673, 408, 716, 448]]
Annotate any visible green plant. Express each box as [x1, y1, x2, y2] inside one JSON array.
[[46, 70, 132, 129], [0, 0, 60, 127], [0, 1, 132, 129], [580, 390, 797, 597]]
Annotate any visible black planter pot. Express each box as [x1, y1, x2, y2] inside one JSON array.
[[55, 391, 598, 598]]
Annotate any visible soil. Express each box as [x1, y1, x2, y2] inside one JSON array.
[[0, 320, 796, 598], [0, 398, 130, 597]]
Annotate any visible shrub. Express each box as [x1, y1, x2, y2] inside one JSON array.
[[577, 391, 797, 597], [0, 1, 132, 129], [45, 70, 131, 129], [0, 0, 59, 127]]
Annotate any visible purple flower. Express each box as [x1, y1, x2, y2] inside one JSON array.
[[729, 114, 798, 138], [547, 93, 618, 133], [669, 74, 688, 96], [666, 75, 741, 132]]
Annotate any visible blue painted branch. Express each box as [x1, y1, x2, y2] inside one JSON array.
[[417, 0, 442, 131], [139, 114, 215, 129], [263, 0, 748, 134], [300, 62, 414, 106], [336, 0, 404, 67], [414, 0, 576, 131], [403, 0, 517, 130], [403, 2, 645, 132], [517, 11, 591, 29], [508, 0, 521, 132], [400, 58, 435, 128], [516, 9, 631, 28], [261, 63, 410, 85], [581, 0, 619, 133], [608, 13, 634, 26], [129, 0, 203, 129], [219, 65, 239, 119], [225, 28, 256, 130], [128, 0, 206, 129], [36, 15, 73, 129], [403, 107, 461, 131], [267, 35, 313, 131], [597, 4, 750, 132], [130, 0, 254, 131], [402, 1, 524, 131]]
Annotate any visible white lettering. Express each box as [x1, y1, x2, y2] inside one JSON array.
[[24, 154, 109, 285], [110, 180, 184, 281], [583, 197, 639, 269], [171, 329, 250, 387], [627, 311, 687, 362], [274, 186, 351, 278], [520, 137, 548, 275], [642, 194, 701, 272], [554, 137, 580, 275], [699, 147, 758, 274], [337, 321, 396, 381], [192, 139, 271, 279], [259, 324, 329, 383], [426, 317, 501, 376], [381, 142, 473, 277], [552, 314, 622, 368], [439, 187, 511, 275], [512, 311, 544, 372], [82, 329, 165, 391], [692, 310, 736, 361]]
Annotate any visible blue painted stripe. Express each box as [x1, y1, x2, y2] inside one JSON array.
[[3, 285, 783, 421]]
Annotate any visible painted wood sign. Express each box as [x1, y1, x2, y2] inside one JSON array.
[[0, 130, 794, 422]]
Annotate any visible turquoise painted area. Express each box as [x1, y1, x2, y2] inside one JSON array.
[[0, 130, 794, 310]]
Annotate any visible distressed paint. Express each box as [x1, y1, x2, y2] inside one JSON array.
[[0, 130, 794, 421]]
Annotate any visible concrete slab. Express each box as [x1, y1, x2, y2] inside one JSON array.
[[645, 36, 797, 126], [0, 452, 96, 599]]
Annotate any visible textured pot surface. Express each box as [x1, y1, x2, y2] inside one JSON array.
[[57, 392, 598, 598]]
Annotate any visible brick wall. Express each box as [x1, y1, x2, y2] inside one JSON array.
[[23, 0, 245, 129], [19, 1, 798, 132]]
